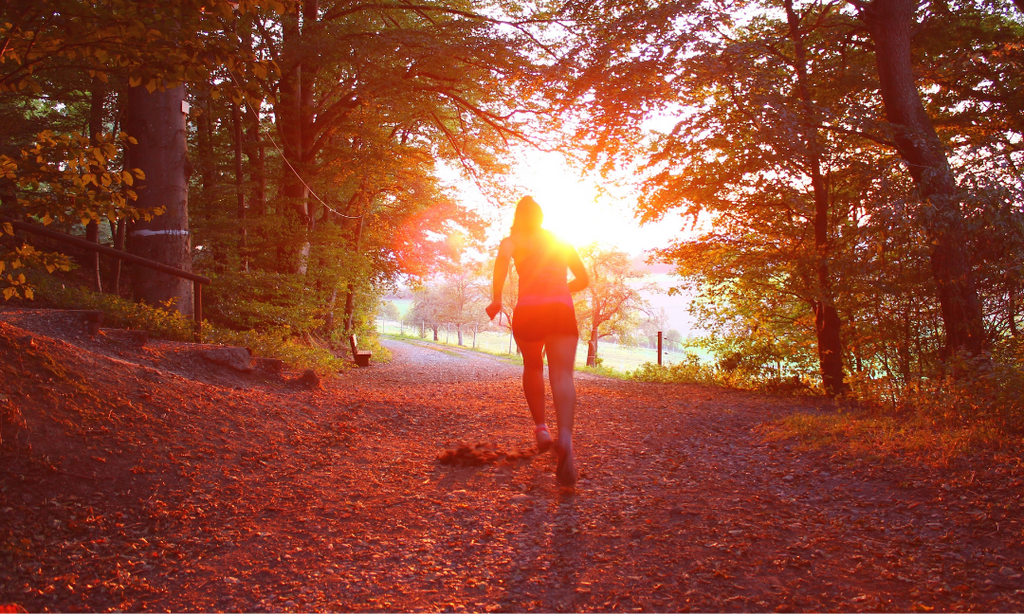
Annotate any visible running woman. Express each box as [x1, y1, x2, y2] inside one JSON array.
[[486, 196, 589, 485]]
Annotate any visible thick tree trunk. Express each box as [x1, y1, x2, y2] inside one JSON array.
[[786, 0, 846, 395], [863, 0, 985, 356], [124, 84, 193, 315], [586, 328, 598, 367], [275, 0, 320, 275]]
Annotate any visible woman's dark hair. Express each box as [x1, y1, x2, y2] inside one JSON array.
[[510, 196, 543, 234]]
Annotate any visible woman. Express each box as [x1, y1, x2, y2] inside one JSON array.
[[486, 196, 589, 485]]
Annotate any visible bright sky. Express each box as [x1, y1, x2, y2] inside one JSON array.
[[444, 150, 703, 335], [469, 150, 685, 257]]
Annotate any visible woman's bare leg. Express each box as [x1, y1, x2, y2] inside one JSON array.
[[545, 335, 578, 484], [519, 340, 546, 426]]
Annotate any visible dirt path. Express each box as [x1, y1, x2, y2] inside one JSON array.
[[1, 310, 1023, 612]]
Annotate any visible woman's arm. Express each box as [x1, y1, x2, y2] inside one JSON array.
[[566, 244, 589, 293], [486, 238, 515, 320]]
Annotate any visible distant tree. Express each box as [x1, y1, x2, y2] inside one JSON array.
[[638, 307, 670, 349], [574, 245, 655, 367], [664, 329, 683, 352], [379, 299, 401, 322], [409, 286, 446, 341]]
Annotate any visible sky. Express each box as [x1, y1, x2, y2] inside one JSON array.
[[477, 150, 682, 256], [445, 150, 703, 336]]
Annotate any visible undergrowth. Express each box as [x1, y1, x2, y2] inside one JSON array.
[[767, 351, 1024, 466], [628, 343, 1024, 466], [628, 355, 814, 394], [32, 279, 369, 374]]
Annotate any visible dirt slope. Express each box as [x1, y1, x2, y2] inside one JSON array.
[[1, 308, 1023, 612]]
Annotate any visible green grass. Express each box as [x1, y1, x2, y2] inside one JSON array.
[[377, 319, 706, 372]]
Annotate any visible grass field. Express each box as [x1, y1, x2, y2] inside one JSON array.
[[376, 318, 710, 373]]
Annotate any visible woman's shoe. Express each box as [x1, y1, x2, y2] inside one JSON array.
[[555, 441, 577, 486], [534, 424, 553, 452]]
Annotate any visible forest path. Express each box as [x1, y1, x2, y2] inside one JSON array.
[[1, 311, 1022, 612]]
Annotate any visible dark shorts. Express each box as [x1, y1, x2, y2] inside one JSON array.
[[512, 302, 579, 344]]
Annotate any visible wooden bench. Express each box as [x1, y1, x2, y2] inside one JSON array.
[[349, 334, 371, 367]]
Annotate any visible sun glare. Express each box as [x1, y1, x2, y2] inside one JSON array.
[[506, 151, 679, 255]]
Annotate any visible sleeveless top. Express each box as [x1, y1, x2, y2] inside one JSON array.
[[512, 230, 573, 308]]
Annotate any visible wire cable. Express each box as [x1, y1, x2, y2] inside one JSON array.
[[226, 70, 364, 220]]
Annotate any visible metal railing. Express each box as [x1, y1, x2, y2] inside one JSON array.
[[2, 216, 211, 338]]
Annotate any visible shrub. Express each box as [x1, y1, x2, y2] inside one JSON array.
[[629, 354, 719, 386], [35, 278, 354, 374]]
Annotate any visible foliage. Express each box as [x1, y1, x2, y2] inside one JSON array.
[[566, 0, 1024, 401], [0, 0, 279, 298], [0, 0, 277, 96], [629, 356, 718, 387], [37, 277, 195, 341], [34, 277, 353, 372], [204, 326, 350, 373], [574, 244, 655, 364], [203, 269, 327, 335], [0, 130, 150, 298], [0, 236, 73, 300]]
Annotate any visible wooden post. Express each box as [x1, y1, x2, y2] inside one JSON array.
[[657, 331, 663, 366]]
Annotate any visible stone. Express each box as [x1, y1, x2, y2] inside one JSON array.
[[200, 347, 253, 372], [255, 357, 284, 374], [295, 369, 321, 390]]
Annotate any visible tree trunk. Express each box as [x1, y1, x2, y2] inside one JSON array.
[[324, 285, 338, 334], [195, 88, 215, 207], [108, 218, 126, 295], [863, 0, 985, 356], [232, 101, 247, 271], [786, 0, 845, 395], [243, 104, 266, 215], [124, 84, 193, 315], [275, 0, 320, 275], [1009, 276, 1019, 337], [343, 215, 366, 333], [87, 78, 105, 292], [586, 328, 598, 367]]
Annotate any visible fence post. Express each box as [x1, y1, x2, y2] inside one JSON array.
[[658, 331, 663, 366]]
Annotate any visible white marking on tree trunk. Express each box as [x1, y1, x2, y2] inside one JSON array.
[[130, 229, 190, 236]]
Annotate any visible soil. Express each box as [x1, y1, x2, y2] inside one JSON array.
[[1, 307, 1023, 612]]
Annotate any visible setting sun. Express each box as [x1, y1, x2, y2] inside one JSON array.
[[493, 150, 679, 256]]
